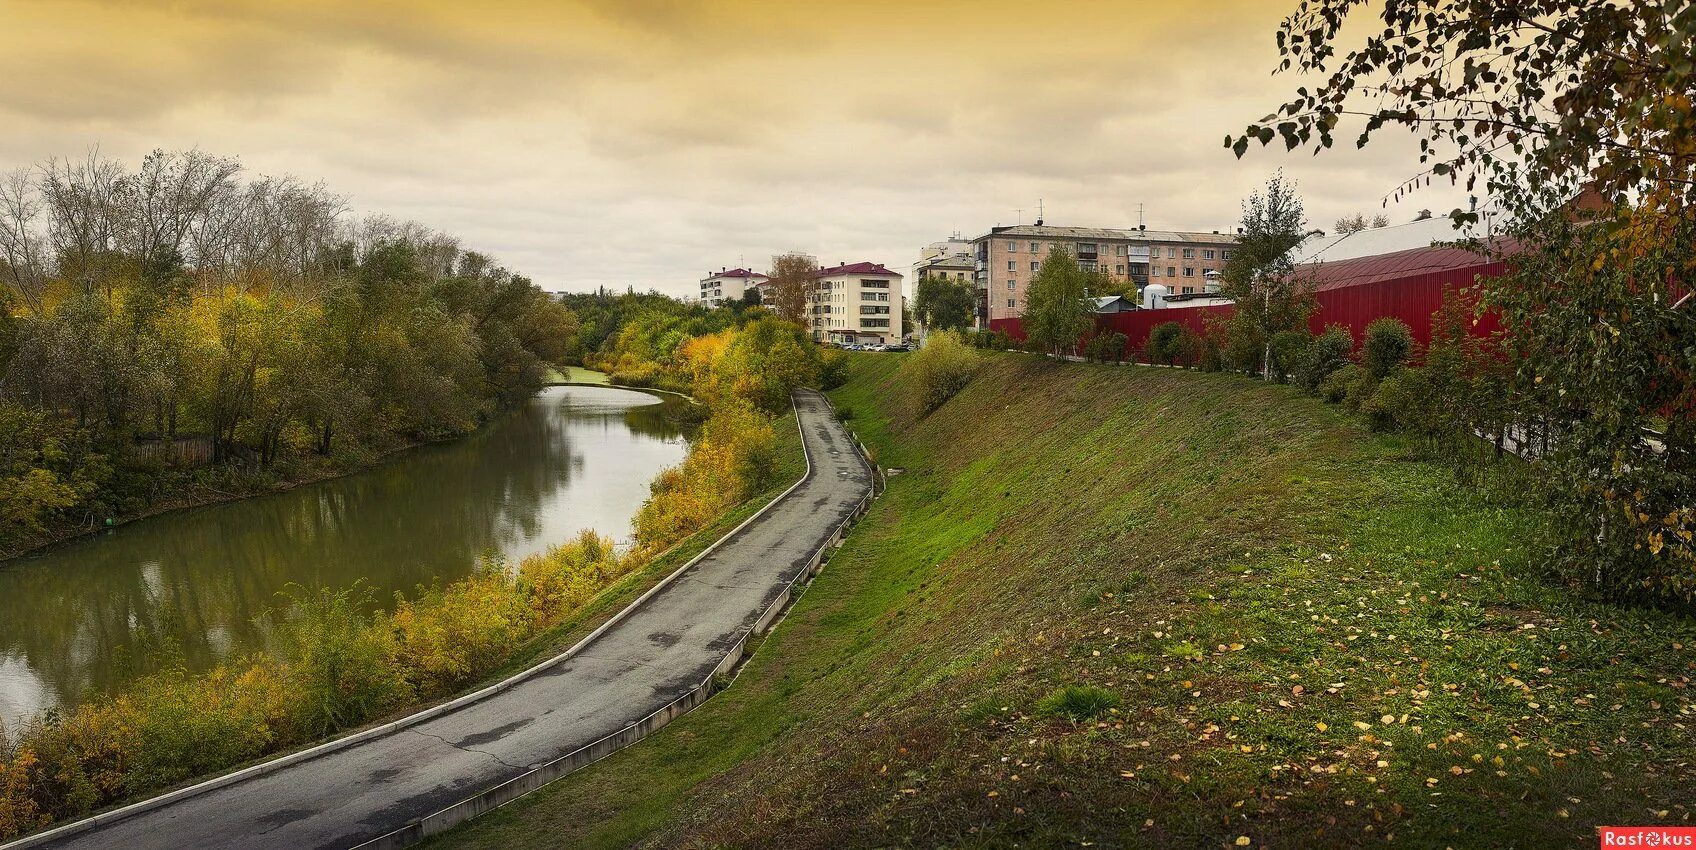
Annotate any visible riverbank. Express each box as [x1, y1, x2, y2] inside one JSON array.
[[0, 438, 431, 563], [544, 366, 611, 385], [433, 352, 1696, 849], [1, 370, 622, 564]]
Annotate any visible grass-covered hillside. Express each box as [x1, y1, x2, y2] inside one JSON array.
[[438, 352, 1695, 849]]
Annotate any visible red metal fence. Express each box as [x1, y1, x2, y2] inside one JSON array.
[[989, 259, 1507, 362]]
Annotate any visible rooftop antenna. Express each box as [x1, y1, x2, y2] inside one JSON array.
[[1138, 203, 1145, 229], [1035, 198, 1045, 226], [1014, 207, 1024, 224]]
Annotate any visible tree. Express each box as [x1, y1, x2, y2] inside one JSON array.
[[1333, 212, 1390, 234], [912, 274, 975, 333], [1233, 0, 1696, 601], [1022, 249, 1092, 357], [1228, 1, 1694, 219], [1219, 172, 1315, 379], [1145, 321, 1184, 366], [764, 252, 814, 327]]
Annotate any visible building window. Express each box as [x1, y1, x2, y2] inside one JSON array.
[[1030, 261, 1039, 271], [1222, 249, 1233, 260], [1203, 249, 1215, 260], [1168, 247, 1178, 258], [1115, 264, 1125, 275], [1007, 260, 1015, 271], [1030, 241, 1040, 253], [1007, 298, 1015, 307], [1116, 245, 1127, 256], [1182, 248, 1195, 259], [1150, 266, 1160, 277], [1167, 266, 1176, 277], [1007, 241, 1017, 251], [1183, 267, 1195, 277], [1183, 286, 1195, 294], [1007, 280, 1015, 290]]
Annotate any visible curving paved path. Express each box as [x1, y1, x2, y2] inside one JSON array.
[[24, 389, 871, 850]]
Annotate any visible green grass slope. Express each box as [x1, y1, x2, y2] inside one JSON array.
[[437, 353, 1695, 849]]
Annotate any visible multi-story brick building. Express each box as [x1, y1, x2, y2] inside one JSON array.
[[970, 224, 1237, 325], [698, 267, 769, 307], [807, 261, 904, 344]]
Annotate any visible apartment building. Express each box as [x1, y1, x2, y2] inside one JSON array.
[[913, 237, 975, 283], [698, 267, 769, 307], [807, 261, 904, 344], [970, 224, 1237, 324]]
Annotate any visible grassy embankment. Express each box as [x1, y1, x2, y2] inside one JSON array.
[[436, 352, 1695, 849], [544, 366, 612, 385]]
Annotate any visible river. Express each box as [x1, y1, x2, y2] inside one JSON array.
[[0, 385, 689, 724]]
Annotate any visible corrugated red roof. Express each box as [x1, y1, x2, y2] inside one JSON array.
[[1299, 245, 1497, 292], [814, 261, 901, 278]]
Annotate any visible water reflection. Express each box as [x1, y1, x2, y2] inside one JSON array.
[[0, 386, 688, 722]]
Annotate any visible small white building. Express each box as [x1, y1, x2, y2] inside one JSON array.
[[699, 267, 770, 308]]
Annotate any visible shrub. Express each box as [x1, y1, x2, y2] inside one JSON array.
[[121, 662, 289, 791], [1268, 330, 1313, 383], [1084, 331, 1128, 363], [818, 347, 849, 391], [1362, 317, 1415, 379], [1036, 685, 1121, 722], [1361, 373, 1403, 432], [519, 530, 628, 622], [1173, 326, 1205, 369], [1297, 324, 1354, 393], [386, 567, 536, 698], [1319, 363, 1363, 404], [279, 585, 410, 738], [1145, 322, 1184, 365], [0, 741, 46, 839], [908, 330, 981, 415], [609, 362, 663, 389], [634, 397, 776, 550]]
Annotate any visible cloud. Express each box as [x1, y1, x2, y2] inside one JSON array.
[[0, 0, 1471, 294]]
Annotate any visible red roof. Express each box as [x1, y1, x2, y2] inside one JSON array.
[[1299, 245, 1498, 292], [710, 268, 767, 279], [813, 261, 901, 278]]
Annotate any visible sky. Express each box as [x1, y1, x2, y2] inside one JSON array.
[[0, 0, 1469, 296]]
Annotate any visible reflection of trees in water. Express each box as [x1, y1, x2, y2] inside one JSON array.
[[0, 387, 682, 718], [623, 395, 696, 440]]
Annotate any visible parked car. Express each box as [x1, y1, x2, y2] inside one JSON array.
[[865, 343, 886, 352], [883, 343, 910, 352]]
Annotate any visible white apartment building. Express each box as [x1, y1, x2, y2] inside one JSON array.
[[807, 261, 904, 344], [698, 267, 769, 307], [913, 237, 975, 283]]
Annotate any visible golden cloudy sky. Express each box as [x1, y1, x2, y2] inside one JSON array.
[[0, 0, 1466, 293]]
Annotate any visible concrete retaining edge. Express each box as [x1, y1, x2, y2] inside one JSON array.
[[3, 390, 838, 850], [346, 388, 880, 849]]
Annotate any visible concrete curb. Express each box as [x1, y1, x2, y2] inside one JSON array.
[[3, 390, 849, 850], [347, 388, 879, 849]]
